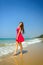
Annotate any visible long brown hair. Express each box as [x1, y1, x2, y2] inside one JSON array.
[[19, 22, 24, 34]]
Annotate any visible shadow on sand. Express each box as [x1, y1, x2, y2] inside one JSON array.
[[15, 50, 28, 56]]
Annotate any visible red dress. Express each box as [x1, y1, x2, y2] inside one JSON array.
[[16, 27, 24, 43]]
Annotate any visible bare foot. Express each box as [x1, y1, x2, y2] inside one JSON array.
[[13, 54, 17, 56], [13, 52, 17, 56], [20, 52, 23, 56]]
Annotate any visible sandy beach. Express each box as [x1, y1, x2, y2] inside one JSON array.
[[0, 40, 43, 65]]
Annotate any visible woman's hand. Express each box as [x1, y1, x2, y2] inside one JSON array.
[[16, 27, 21, 40], [16, 36, 18, 40]]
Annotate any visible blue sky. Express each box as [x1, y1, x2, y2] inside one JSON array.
[[0, 0, 43, 38]]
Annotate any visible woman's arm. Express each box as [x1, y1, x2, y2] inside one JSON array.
[[16, 28, 21, 39]]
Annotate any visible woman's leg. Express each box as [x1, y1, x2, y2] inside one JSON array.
[[14, 41, 18, 54], [19, 43, 23, 54]]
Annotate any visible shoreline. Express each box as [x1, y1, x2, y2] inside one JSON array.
[[0, 41, 43, 65], [0, 38, 43, 57]]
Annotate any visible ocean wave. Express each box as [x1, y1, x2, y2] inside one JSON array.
[[0, 38, 42, 57], [0, 46, 15, 56]]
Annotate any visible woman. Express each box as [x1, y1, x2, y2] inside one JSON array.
[[14, 22, 25, 55]]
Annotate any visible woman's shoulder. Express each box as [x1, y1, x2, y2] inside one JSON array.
[[16, 27, 20, 30], [17, 27, 20, 29]]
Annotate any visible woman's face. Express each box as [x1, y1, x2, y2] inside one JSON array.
[[19, 23, 22, 27]]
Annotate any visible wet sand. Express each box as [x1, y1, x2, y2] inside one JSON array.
[[0, 42, 43, 65]]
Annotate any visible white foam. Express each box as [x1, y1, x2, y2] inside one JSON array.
[[27, 39, 42, 44], [0, 46, 15, 56], [22, 38, 42, 47]]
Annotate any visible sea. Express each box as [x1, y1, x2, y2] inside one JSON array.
[[0, 38, 42, 57]]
